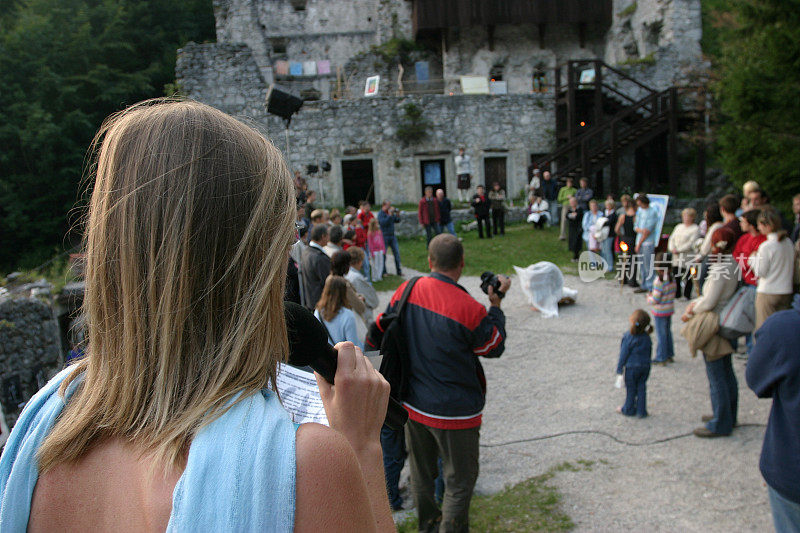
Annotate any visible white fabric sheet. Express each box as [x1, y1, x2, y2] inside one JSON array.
[[514, 262, 578, 318]]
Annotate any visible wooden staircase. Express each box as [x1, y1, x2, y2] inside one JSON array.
[[540, 60, 682, 196]]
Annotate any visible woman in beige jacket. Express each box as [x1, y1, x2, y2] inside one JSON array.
[[681, 226, 740, 438]]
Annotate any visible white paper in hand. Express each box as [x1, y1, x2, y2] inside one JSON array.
[[614, 374, 624, 389], [275, 363, 329, 425]]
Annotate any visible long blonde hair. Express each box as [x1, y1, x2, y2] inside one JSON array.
[[38, 99, 295, 473], [316, 276, 350, 322]]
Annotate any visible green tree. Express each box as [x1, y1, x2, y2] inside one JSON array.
[[714, 0, 800, 211], [0, 0, 214, 270]]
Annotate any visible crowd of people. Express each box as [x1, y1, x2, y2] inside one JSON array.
[[2, 98, 799, 531], [525, 168, 800, 528], [286, 191, 406, 350], [603, 181, 800, 530]]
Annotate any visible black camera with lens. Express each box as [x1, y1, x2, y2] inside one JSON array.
[[479, 271, 505, 299]]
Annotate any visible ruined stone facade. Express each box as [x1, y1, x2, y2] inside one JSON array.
[[177, 0, 704, 205], [0, 298, 63, 429]]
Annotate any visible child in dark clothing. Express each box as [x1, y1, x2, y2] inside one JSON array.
[[616, 309, 654, 417]]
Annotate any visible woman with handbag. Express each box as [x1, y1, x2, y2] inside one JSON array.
[[681, 227, 740, 438]]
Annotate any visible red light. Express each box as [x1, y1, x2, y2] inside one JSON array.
[[491, 78, 496, 82], [580, 121, 586, 127]]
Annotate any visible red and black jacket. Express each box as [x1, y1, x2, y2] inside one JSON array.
[[372, 273, 506, 429]]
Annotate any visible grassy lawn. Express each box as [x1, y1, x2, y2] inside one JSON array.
[[394, 222, 578, 277], [396, 465, 576, 532], [373, 274, 406, 292]]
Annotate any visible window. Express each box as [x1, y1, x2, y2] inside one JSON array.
[[271, 38, 287, 55]]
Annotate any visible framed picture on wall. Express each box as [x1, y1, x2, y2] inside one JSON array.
[[364, 75, 380, 97]]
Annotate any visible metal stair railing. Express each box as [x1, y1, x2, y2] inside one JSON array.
[[539, 87, 678, 190]]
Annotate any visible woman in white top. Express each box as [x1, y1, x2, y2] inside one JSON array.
[[315, 275, 362, 349], [749, 208, 796, 329], [668, 208, 699, 298], [526, 194, 550, 228]]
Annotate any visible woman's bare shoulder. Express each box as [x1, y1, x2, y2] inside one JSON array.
[[294, 424, 376, 532]]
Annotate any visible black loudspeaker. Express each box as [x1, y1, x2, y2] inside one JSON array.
[[320, 160, 331, 172], [266, 84, 304, 122], [306, 164, 319, 174]]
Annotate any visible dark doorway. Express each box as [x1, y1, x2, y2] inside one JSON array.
[[483, 157, 507, 191], [420, 159, 446, 197], [341, 159, 375, 207], [634, 133, 668, 193]]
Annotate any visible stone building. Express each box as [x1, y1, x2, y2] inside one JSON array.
[[177, 0, 704, 206]]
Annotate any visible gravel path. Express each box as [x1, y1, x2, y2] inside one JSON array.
[[379, 269, 772, 532]]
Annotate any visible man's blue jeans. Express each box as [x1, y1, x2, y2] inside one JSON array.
[[383, 234, 402, 276], [621, 366, 649, 417], [639, 241, 656, 290], [380, 426, 406, 509], [653, 315, 674, 362], [703, 354, 738, 435], [443, 221, 456, 236], [769, 485, 800, 533], [601, 237, 615, 272]]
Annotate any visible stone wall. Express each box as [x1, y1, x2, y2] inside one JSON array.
[[392, 206, 529, 237], [441, 22, 608, 94], [0, 298, 63, 429], [213, 0, 412, 84], [605, 0, 704, 91], [277, 94, 552, 205], [177, 42, 556, 205], [178, 0, 708, 205], [178, 42, 268, 118]]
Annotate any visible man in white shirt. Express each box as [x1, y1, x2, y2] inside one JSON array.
[[454, 147, 472, 202], [344, 247, 379, 324], [323, 225, 344, 257]]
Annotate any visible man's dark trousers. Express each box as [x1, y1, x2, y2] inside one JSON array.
[[476, 216, 491, 239], [424, 223, 441, 246], [405, 419, 480, 533], [380, 426, 406, 510]]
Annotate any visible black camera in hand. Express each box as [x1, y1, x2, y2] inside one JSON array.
[[480, 271, 505, 299]]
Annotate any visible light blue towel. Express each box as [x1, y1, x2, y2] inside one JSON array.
[[0, 367, 297, 532]]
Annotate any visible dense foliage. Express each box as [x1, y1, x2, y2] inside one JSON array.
[[712, 0, 800, 210], [0, 0, 214, 270]]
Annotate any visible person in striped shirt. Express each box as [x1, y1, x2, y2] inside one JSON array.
[[648, 252, 677, 365]]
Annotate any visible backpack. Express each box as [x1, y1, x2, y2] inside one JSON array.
[[365, 276, 421, 403]]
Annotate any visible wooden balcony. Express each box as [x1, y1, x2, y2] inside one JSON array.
[[411, 0, 612, 33]]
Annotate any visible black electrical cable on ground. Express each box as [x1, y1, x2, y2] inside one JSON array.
[[480, 423, 766, 448]]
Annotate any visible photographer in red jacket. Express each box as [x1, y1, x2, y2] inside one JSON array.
[[379, 233, 509, 531]]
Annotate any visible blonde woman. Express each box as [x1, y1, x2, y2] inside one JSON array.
[[0, 101, 393, 531], [667, 208, 699, 298], [741, 180, 760, 213], [750, 208, 795, 329], [315, 276, 362, 350]]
